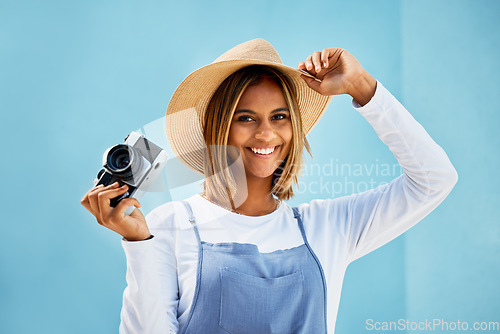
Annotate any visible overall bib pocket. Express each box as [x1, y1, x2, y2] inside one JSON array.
[[219, 268, 304, 334]]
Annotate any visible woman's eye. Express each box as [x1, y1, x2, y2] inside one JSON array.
[[237, 115, 254, 122], [272, 113, 288, 121]]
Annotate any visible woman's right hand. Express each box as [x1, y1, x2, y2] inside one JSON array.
[[298, 48, 377, 106], [80, 182, 151, 241]]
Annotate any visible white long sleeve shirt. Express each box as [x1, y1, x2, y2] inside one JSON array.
[[119, 81, 458, 334]]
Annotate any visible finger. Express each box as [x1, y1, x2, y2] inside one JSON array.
[[83, 184, 107, 216], [300, 74, 323, 95], [88, 182, 120, 219], [311, 51, 322, 73], [304, 55, 316, 75], [321, 48, 330, 68], [297, 61, 306, 71], [81, 184, 104, 211], [97, 184, 130, 221]]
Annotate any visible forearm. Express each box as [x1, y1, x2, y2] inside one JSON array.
[[120, 236, 179, 333], [355, 81, 458, 194]]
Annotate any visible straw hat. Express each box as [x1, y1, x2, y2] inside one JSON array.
[[165, 38, 332, 175]]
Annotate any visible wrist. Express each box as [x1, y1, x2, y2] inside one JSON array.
[[347, 70, 377, 107]]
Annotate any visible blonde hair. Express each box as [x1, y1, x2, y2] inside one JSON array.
[[202, 65, 311, 207]]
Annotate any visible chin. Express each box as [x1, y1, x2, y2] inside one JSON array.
[[241, 153, 288, 181], [245, 168, 276, 180]]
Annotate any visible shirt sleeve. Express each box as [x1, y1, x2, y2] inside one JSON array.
[[119, 207, 179, 334], [343, 81, 458, 262]]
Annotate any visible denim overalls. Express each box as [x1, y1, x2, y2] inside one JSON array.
[[180, 201, 328, 334]]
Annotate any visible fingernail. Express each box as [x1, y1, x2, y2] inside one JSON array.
[[316, 66, 321, 72], [323, 62, 328, 67]]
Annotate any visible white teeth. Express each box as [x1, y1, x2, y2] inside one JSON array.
[[250, 146, 276, 155]]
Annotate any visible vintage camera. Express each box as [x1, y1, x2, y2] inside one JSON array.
[[95, 132, 168, 215]]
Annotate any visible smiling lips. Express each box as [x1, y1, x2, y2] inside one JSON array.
[[248, 145, 279, 156]]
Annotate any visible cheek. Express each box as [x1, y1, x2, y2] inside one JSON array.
[[228, 123, 248, 146], [282, 123, 293, 148], [227, 123, 238, 145]]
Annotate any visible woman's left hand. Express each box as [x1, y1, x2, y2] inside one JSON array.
[[298, 48, 377, 106]]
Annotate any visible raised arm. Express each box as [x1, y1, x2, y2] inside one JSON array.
[[299, 48, 458, 262]]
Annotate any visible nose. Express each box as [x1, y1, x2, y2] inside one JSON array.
[[254, 119, 276, 141]]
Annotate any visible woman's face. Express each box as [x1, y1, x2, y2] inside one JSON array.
[[228, 77, 292, 181]]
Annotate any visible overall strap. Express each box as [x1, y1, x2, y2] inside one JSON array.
[[292, 207, 310, 246], [292, 206, 328, 333], [180, 200, 204, 334], [182, 200, 202, 245]]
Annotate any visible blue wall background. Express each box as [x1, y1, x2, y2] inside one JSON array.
[[1, 0, 498, 333]]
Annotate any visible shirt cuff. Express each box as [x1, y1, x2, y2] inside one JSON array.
[[121, 235, 155, 260], [122, 235, 154, 242]]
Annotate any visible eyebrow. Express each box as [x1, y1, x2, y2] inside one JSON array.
[[234, 107, 289, 114]]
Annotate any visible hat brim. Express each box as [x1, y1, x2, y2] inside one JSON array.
[[165, 59, 332, 175]]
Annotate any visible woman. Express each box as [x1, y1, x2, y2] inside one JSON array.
[[81, 39, 458, 333]]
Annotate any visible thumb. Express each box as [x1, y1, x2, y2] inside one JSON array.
[[300, 74, 323, 94], [115, 197, 142, 217]]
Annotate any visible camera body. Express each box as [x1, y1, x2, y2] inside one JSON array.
[[95, 132, 168, 215]]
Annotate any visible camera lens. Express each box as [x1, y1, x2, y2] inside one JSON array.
[[114, 152, 130, 169], [107, 145, 133, 171], [105, 144, 143, 180]]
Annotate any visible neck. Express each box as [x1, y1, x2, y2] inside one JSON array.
[[204, 175, 279, 217], [236, 175, 277, 216]]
